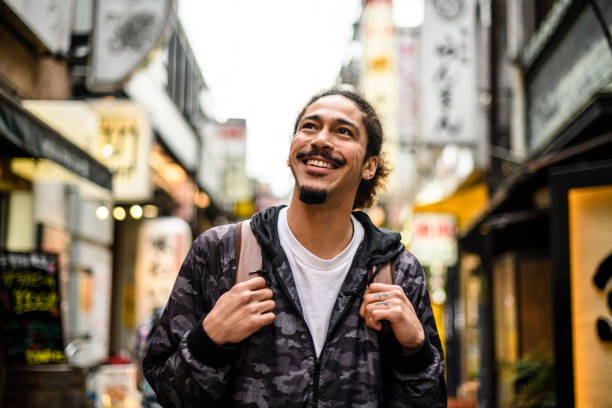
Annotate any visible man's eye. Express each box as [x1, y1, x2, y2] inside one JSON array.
[[301, 122, 316, 129], [338, 127, 353, 136]]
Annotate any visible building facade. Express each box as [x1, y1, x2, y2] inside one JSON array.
[[460, 1, 612, 407]]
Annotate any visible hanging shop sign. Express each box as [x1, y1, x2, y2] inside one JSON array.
[[89, 100, 153, 202], [421, 0, 477, 145], [88, 0, 172, 92], [409, 213, 457, 267], [23, 99, 152, 202], [3, 0, 74, 54], [0, 252, 65, 365]]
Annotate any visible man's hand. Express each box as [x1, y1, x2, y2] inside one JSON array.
[[359, 283, 425, 352], [203, 276, 275, 345]]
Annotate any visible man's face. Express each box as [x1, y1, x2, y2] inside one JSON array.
[[288, 95, 377, 206]]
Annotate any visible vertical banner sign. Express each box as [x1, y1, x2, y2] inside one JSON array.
[[0, 252, 66, 364], [397, 28, 420, 147], [88, 0, 171, 92], [569, 185, 612, 407], [134, 218, 192, 327], [217, 119, 251, 203], [422, 0, 477, 145], [362, 0, 400, 197]]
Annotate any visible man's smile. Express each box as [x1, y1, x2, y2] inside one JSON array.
[[304, 159, 335, 169], [296, 149, 346, 172]]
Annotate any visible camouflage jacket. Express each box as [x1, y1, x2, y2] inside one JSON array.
[[144, 206, 446, 407]]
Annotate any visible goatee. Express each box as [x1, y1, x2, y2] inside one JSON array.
[[299, 186, 327, 205]]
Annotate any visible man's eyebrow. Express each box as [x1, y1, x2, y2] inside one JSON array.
[[335, 118, 360, 135], [300, 115, 360, 136], [301, 114, 321, 123]]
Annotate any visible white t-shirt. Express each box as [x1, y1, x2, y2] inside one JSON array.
[[277, 207, 364, 357]]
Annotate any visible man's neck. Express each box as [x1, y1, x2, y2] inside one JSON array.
[[286, 193, 355, 260]]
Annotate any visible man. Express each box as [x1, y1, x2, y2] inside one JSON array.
[[144, 89, 446, 407]]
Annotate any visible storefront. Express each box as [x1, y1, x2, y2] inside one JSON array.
[[410, 173, 488, 403], [460, 94, 612, 408], [459, 0, 612, 405], [0, 91, 114, 406]]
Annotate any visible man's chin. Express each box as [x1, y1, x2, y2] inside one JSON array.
[[299, 186, 327, 205]]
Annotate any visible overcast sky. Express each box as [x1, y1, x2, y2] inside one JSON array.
[[178, 0, 361, 197]]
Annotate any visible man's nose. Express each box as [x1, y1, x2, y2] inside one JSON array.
[[311, 128, 332, 149]]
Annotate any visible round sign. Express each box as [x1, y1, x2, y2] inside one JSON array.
[[433, 0, 466, 21]]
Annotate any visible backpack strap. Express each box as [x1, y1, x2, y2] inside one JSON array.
[[369, 261, 394, 285], [234, 220, 263, 284]]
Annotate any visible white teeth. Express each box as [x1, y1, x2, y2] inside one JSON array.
[[306, 159, 333, 169]]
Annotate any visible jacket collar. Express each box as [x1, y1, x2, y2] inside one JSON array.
[[250, 205, 404, 268], [250, 205, 405, 333]]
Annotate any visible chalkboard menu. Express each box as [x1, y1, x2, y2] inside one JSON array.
[[0, 251, 66, 364]]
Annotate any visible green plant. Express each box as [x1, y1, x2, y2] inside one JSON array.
[[512, 350, 556, 408]]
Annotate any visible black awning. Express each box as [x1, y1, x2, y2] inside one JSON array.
[[0, 91, 112, 190]]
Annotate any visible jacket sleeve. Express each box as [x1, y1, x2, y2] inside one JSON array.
[[143, 227, 238, 407], [382, 250, 447, 408]]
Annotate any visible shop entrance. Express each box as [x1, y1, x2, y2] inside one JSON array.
[[551, 160, 612, 408]]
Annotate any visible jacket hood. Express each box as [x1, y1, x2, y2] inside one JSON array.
[[250, 205, 405, 268]]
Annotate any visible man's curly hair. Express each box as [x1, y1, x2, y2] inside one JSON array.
[[293, 88, 390, 209]]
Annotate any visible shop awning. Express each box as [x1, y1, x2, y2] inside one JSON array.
[[459, 93, 612, 250], [413, 170, 489, 231], [0, 91, 112, 190]]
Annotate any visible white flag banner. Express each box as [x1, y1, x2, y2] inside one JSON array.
[[421, 0, 477, 145], [88, 0, 171, 92]]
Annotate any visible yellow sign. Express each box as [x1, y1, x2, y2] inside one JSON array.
[[569, 184, 612, 408]]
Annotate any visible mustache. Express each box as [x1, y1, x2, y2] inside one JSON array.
[[296, 149, 346, 167]]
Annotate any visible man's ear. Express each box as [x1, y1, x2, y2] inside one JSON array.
[[362, 156, 378, 180]]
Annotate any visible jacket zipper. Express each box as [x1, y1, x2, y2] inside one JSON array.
[[308, 246, 369, 407], [312, 357, 320, 407], [271, 242, 377, 408], [270, 264, 321, 406], [322, 246, 369, 345]]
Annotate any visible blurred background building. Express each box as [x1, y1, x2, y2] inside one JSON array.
[[1, 0, 611, 407]]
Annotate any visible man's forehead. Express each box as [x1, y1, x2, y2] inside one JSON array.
[[303, 95, 365, 124]]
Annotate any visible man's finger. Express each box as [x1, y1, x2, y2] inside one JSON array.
[[366, 282, 397, 293], [240, 276, 267, 289], [366, 300, 392, 310], [252, 287, 274, 301], [258, 312, 275, 326], [361, 286, 391, 317], [364, 312, 383, 331], [253, 299, 275, 314]]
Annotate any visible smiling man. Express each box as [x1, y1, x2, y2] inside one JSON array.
[[144, 89, 447, 407]]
